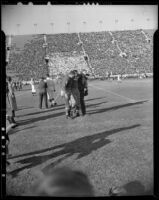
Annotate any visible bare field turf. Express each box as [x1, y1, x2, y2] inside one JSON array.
[[6, 78, 153, 196]]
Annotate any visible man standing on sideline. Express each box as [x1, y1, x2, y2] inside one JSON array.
[[38, 77, 48, 109], [78, 70, 88, 116], [45, 74, 56, 107]]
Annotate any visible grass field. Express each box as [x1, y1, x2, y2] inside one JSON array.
[[6, 78, 153, 196]]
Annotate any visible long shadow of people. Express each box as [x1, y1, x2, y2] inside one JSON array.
[[86, 101, 108, 109], [9, 124, 140, 177], [85, 97, 106, 102], [16, 101, 109, 126], [8, 125, 36, 135], [17, 111, 65, 126], [17, 105, 65, 117], [87, 100, 148, 115], [18, 101, 107, 118], [17, 106, 34, 111]]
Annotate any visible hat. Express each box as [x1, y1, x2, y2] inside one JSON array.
[[69, 71, 75, 76]]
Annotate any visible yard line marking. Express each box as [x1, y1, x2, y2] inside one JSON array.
[[89, 84, 136, 103]]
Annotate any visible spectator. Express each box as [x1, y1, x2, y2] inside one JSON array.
[[19, 81, 23, 90], [14, 81, 17, 91], [38, 77, 48, 109], [6, 76, 17, 118]]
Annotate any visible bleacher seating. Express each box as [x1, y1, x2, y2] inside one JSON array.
[[47, 33, 82, 54], [6, 29, 154, 80]]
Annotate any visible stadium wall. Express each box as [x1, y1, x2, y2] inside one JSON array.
[[2, 5, 158, 35]]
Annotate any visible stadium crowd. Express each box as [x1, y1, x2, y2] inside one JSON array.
[[6, 29, 154, 81]]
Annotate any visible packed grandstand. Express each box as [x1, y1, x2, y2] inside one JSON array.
[[6, 29, 154, 80]]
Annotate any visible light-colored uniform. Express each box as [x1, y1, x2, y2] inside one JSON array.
[[30, 80, 36, 94]]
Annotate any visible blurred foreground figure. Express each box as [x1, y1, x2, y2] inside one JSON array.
[[61, 71, 76, 118], [28, 167, 94, 197], [6, 76, 17, 118], [45, 74, 56, 107]]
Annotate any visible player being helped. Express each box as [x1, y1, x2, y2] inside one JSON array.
[[61, 70, 80, 119]]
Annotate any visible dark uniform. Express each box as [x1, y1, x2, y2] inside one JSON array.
[[78, 73, 88, 115], [38, 78, 48, 109], [71, 73, 81, 116]]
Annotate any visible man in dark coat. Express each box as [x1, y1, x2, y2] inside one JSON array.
[[38, 77, 48, 109], [71, 70, 81, 117], [77, 70, 88, 116]]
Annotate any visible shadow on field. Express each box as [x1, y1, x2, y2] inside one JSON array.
[[17, 98, 107, 118], [17, 106, 34, 111], [9, 124, 140, 177], [88, 100, 148, 115], [17, 105, 65, 117], [87, 101, 108, 109], [8, 125, 37, 135], [16, 111, 65, 126], [85, 97, 106, 102], [122, 180, 153, 195], [110, 180, 153, 195], [16, 101, 107, 123]]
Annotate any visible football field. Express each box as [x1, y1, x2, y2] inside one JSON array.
[[6, 78, 153, 196]]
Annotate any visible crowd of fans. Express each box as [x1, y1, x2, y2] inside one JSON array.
[[49, 54, 89, 75], [79, 30, 154, 76], [47, 33, 82, 54], [112, 30, 153, 73], [7, 35, 47, 80], [6, 29, 154, 80]]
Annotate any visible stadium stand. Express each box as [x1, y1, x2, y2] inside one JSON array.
[[47, 33, 89, 75], [6, 29, 154, 80]]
